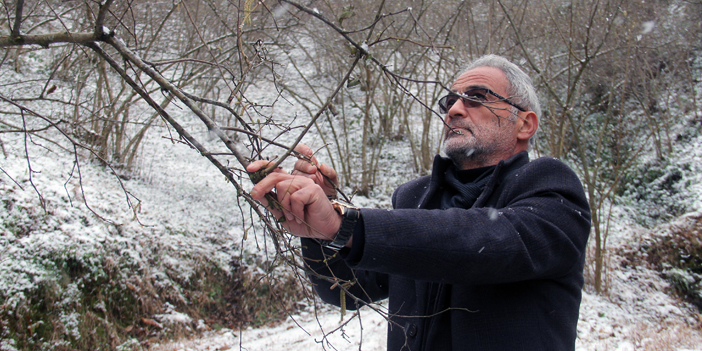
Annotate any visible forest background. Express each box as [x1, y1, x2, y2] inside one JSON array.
[[1, 0, 702, 349]]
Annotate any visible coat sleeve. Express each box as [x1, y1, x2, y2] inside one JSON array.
[[301, 238, 389, 309], [349, 158, 591, 285]]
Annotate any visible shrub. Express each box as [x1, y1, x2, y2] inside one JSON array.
[[0, 194, 307, 350], [620, 215, 702, 311]]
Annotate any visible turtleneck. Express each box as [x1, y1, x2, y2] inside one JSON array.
[[440, 163, 496, 210]]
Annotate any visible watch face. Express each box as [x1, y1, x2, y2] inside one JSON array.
[[332, 201, 346, 215]]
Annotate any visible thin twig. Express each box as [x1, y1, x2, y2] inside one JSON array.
[[20, 109, 46, 211], [71, 144, 115, 224], [103, 36, 251, 168], [0, 166, 24, 190], [262, 55, 361, 174]]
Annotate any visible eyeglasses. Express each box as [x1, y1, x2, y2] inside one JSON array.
[[438, 88, 527, 114]]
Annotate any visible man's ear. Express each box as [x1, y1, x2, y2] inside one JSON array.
[[517, 111, 539, 142]]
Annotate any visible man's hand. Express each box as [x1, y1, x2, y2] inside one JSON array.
[[247, 158, 341, 241], [291, 144, 339, 198]]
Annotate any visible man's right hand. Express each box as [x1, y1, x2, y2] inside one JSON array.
[[246, 146, 342, 241], [291, 144, 339, 198]]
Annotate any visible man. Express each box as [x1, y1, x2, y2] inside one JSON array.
[[248, 54, 591, 350]]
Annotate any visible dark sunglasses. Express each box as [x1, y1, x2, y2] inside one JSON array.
[[438, 88, 527, 114]]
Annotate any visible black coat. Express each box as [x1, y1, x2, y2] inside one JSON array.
[[302, 152, 591, 350]]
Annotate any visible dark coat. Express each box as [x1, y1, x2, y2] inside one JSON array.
[[301, 152, 591, 350]]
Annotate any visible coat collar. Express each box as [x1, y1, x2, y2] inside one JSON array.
[[418, 151, 530, 209]]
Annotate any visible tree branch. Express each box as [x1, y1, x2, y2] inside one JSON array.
[[95, 0, 115, 38], [0, 31, 96, 48], [261, 55, 361, 174], [103, 36, 251, 169], [11, 0, 24, 39]]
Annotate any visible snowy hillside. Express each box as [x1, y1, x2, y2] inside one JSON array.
[[3, 103, 702, 350]]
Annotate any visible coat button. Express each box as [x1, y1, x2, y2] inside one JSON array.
[[407, 323, 417, 338]]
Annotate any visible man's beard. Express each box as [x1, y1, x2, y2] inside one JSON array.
[[441, 120, 515, 168], [442, 130, 490, 167]]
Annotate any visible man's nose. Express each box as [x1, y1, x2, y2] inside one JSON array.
[[447, 98, 467, 122]]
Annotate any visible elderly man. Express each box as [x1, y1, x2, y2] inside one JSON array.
[[248, 54, 591, 350]]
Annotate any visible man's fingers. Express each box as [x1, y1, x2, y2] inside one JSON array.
[[246, 160, 273, 173], [294, 144, 314, 157], [277, 189, 294, 223], [293, 144, 320, 174], [268, 207, 284, 222], [293, 158, 318, 175], [288, 185, 316, 225], [272, 178, 325, 226], [249, 172, 295, 200], [319, 164, 339, 185], [291, 145, 338, 190], [250, 192, 284, 219], [246, 160, 287, 182], [276, 180, 303, 224]]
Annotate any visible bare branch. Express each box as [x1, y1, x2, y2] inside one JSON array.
[[20, 109, 46, 211], [261, 55, 361, 174], [11, 0, 24, 38], [103, 36, 251, 168], [95, 0, 115, 38], [0, 31, 96, 48]]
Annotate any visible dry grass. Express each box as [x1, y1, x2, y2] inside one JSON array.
[[625, 321, 702, 350]]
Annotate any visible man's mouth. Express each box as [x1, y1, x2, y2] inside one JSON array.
[[447, 126, 472, 136]]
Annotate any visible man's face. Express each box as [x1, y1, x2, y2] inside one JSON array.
[[442, 66, 522, 169]]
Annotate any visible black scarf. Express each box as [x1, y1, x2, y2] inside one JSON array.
[[440, 164, 495, 210]]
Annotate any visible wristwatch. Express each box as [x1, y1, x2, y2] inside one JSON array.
[[320, 201, 360, 251]]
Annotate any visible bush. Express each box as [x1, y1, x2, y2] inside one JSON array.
[[0, 194, 307, 350], [622, 159, 692, 227], [620, 215, 702, 311]]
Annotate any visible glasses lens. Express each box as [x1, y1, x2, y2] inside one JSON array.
[[439, 94, 459, 114], [440, 89, 492, 113], [440, 88, 527, 113], [463, 88, 488, 101]]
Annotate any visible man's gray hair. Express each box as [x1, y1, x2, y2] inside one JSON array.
[[461, 55, 541, 147]]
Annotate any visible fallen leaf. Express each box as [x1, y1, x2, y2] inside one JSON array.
[[141, 318, 163, 329]]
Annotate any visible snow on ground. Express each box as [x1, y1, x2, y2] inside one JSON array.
[[153, 306, 388, 351], [150, 272, 702, 350], [153, 282, 702, 351], [151, 240, 702, 351]]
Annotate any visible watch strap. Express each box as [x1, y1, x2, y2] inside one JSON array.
[[321, 205, 359, 251]]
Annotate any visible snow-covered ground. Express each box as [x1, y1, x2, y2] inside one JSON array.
[[153, 305, 388, 351], [154, 284, 702, 351]]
